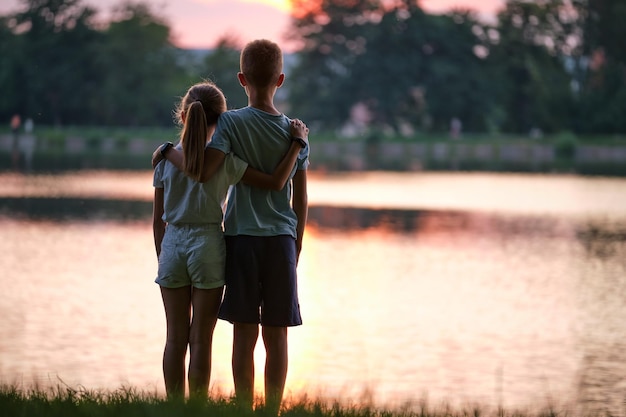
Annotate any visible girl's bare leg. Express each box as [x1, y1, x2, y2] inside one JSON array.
[[160, 286, 192, 398], [188, 286, 223, 399]]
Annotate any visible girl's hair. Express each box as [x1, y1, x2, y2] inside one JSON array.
[[175, 81, 227, 181]]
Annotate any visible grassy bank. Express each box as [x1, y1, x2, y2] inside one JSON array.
[[0, 384, 593, 417]]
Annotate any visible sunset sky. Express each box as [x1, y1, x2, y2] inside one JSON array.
[[0, 0, 504, 51]]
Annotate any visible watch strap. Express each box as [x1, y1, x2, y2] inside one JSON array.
[[160, 142, 174, 157], [292, 137, 307, 148]]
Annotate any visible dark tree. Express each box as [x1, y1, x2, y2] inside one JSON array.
[[202, 35, 247, 110]]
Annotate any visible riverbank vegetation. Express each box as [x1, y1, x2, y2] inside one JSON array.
[[2, 127, 625, 176], [0, 384, 588, 417], [3, 124, 625, 150]]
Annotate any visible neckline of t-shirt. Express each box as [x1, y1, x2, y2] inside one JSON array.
[[246, 106, 284, 118]]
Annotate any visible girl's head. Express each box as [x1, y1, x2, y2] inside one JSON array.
[[175, 81, 227, 181]]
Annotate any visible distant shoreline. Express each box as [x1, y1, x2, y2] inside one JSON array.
[[1, 133, 625, 176]]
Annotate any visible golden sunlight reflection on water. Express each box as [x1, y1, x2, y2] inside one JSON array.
[[0, 171, 625, 415]]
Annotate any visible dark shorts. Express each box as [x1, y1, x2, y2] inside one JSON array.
[[218, 235, 302, 327]]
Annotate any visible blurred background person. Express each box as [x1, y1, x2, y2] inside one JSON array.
[[20, 118, 35, 172], [10, 113, 20, 170]]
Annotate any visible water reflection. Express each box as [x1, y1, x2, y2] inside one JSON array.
[[0, 197, 151, 221], [3, 195, 625, 245], [309, 205, 576, 236]]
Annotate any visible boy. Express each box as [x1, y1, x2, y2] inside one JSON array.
[[159, 39, 309, 413]]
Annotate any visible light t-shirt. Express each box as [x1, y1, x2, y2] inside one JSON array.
[[153, 146, 248, 225], [209, 106, 310, 238]]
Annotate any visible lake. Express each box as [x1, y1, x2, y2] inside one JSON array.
[[0, 171, 625, 415]]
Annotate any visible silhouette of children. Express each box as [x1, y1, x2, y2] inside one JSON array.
[[153, 80, 308, 400], [158, 40, 310, 414]]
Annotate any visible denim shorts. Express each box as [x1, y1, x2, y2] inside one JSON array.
[[155, 223, 225, 289], [218, 235, 302, 327]]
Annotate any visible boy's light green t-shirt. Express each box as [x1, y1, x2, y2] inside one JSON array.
[[209, 106, 310, 238]]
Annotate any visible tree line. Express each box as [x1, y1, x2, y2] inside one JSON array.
[[1, 0, 624, 136]]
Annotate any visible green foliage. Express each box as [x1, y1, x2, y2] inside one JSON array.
[[33, 131, 66, 154], [487, 1, 578, 134], [553, 131, 578, 160], [0, 0, 625, 135], [576, 0, 626, 134], [287, 0, 575, 134], [286, 0, 626, 135], [0, 0, 192, 128], [94, 3, 182, 126], [9, 0, 102, 126], [202, 35, 248, 109]]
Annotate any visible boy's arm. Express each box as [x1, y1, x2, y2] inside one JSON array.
[[292, 169, 308, 263], [152, 144, 226, 183], [152, 187, 165, 258], [240, 119, 309, 191], [240, 140, 306, 190]]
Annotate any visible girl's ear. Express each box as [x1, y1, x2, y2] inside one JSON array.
[[181, 111, 186, 123]]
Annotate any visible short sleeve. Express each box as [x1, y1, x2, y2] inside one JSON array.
[[223, 153, 248, 185], [296, 144, 310, 170], [153, 160, 165, 188]]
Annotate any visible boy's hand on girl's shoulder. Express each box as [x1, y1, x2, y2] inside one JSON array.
[[290, 119, 309, 143], [152, 146, 164, 169]]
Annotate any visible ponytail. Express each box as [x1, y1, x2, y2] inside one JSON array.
[[175, 81, 226, 181], [181, 101, 207, 182]]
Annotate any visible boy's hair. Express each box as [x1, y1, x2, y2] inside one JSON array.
[[175, 81, 227, 181], [240, 39, 283, 88]]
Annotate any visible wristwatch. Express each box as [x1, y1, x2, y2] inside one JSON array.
[[292, 137, 307, 148], [160, 141, 174, 156]]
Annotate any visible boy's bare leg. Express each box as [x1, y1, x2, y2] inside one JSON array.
[[262, 326, 288, 414], [232, 322, 259, 409], [188, 286, 223, 399], [160, 286, 192, 398]]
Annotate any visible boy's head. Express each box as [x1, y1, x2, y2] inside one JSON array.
[[240, 39, 283, 89]]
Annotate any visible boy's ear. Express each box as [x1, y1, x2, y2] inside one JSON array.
[[237, 72, 247, 87], [237, 72, 284, 88]]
